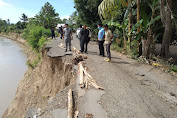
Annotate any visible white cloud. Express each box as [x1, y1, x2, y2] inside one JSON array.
[[0, 7, 38, 23], [60, 16, 70, 20], [0, 0, 14, 7]]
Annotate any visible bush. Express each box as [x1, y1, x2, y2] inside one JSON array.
[[169, 65, 177, 73], [111, 42, 124, 53], [22, 25, 51, 52], [127, 40, 139, 59]]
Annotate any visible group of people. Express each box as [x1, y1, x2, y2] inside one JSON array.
[[77, 24, 90, 54], [97, 23, 113, 62], [54, 23, 113, 62], [76, 23, 113, 62]]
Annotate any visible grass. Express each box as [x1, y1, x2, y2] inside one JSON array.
[[26, 53, 41, 69], [111, 42, 124, 53]]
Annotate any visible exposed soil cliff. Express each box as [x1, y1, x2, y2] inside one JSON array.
[[2, 35, 75, 118]]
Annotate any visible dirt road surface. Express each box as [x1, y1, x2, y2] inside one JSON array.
[[69, 34, 177, 118]]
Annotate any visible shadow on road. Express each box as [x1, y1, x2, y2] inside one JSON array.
[[111, 61, 131, 65], [88, 51, 98, 55]]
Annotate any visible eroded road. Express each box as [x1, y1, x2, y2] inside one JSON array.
[[38, 35, 177, 118], [70, 35, 177, 118]]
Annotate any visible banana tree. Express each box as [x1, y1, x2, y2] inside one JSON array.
[[129, 0, 162, 58], [98, 0, 132, 50]]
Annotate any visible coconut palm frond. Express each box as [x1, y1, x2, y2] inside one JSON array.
[[98, 0, 128, 20]]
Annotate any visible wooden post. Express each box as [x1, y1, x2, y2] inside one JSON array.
[[85, 67, 88, 89], [79, 63, 84, 88], [80, 64, 104, 90], [67, 89, 73, 118]]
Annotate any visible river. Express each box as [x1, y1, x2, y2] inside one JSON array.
[[0, 37, 28, 117]]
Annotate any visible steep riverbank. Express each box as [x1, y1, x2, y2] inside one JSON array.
[[1, 33, 76, 118], [0, 33, 26, 45]]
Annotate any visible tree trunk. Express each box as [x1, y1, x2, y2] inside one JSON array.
[[137, 0, 142, 56], [160, 0, 173, 58], [160, 0, 166, 25], [142, 38, 146, 57], [145, 27, 153, 59], [128, 0, 132, 50], [128, 9, 132, 48], [123, 30, 127, 50], [145, 10, 155, 59], [137, 0, 140, 34]]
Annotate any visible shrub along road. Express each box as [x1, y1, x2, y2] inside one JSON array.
[[70, 34, 177, 118]]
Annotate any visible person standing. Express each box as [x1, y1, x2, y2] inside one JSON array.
[[77, 24, 82, 39], [97, 23, 105, 57], [77, 25, 83, 50], [59, 26, 63, 39], [63, 24, 73, 52], [51, 29, 55, 39], [104, 24, 113, 62], [80, 25, 90, 54]]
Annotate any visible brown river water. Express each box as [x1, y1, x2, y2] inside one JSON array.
[[0, 37, 28, 117]]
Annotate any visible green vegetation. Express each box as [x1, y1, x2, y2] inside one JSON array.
[[26, 53, 42, 69], [26, 55, 41, 69], [98, 0, 177, 59], [72, 0, 177, 73], [0, 2, 60, 53], [0, 2, 62, 69], [35, 2, 62, 29], [74, 0, 103, 34], [22, 24, 51, 52]]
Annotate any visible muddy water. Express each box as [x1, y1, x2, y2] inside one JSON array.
[[0, 37, 28, 117]]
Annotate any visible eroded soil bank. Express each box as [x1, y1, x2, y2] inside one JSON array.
[[1, 34, 76, 118]]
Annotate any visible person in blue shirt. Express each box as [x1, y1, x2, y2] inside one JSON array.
[[97, 23, 105, 56]]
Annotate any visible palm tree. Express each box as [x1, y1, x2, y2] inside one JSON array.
[[98, 0, 137, 49], [98, 0, 128, 21]]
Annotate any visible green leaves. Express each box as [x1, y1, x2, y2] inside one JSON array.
[[23, 25, 51, 52], [20, 13, 28, 22], [98, 0, 125, 20], [36, 2, 60, 29], [147, 15, 161, 27], [74, 0, 102, 26], [131, 19, 143, 33]]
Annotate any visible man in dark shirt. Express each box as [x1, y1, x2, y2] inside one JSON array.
[[51, 29, 55, 39], [80, 25, 90, 54], [58, 26, 63, 39]]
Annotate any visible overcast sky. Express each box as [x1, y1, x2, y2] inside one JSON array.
[[0, 0, 75, 23]]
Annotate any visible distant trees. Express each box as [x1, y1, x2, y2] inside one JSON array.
[[63, 18, 67, 24], [74, 0, 103, 28], [7, 19, 10, 24], [36, 2, 62, 29], [20, 13, 28, 22]]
